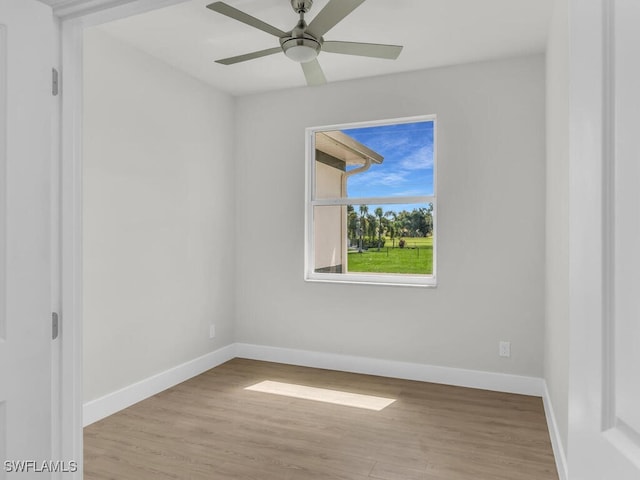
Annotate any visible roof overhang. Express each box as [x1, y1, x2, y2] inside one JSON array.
[[315, 131, 383, 167]]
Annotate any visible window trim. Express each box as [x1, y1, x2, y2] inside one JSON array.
[[304, 115, 438, 287]]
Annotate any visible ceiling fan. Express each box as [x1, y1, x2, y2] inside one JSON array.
[[206, 0, 403, 86]]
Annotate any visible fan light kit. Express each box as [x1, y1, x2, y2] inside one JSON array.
[[206, 0, 403, 86], [282, 38, 321, 63]]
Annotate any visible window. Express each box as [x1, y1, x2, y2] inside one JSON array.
[[305, 116, 436, 287]]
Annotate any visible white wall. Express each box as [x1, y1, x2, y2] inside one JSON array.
[[235, 55, 546, 377], [545, 0, 570, 455], [82, 28, 235, 402]]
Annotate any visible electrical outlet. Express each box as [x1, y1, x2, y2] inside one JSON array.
[[209, 324, 216, 339], [499, 341, 511, 358]]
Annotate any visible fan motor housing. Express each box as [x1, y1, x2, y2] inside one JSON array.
[[291, 0, 313, 13]]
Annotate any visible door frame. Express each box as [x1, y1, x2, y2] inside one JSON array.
[[568, 0, 640, 477], [55, 1, 191, 476]]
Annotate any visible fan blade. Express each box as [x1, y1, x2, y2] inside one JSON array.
[[306, 0, 366, 38], [322, 41, 403, 60], [206, 2, 287, 38], [215, 47, 282, 65], [301, 59, 327, 86]]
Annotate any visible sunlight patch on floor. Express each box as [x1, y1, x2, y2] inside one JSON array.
[[245, 380, 396, 411]]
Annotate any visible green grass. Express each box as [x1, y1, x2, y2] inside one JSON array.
[[347, 237, 433, 275]]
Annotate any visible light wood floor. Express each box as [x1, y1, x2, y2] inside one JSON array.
[[84, 358, 558, 480]]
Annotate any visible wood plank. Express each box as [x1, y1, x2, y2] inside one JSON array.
[[84, 359, 558, 480]]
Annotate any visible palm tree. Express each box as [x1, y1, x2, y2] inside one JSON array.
[[347, 205, 357, 245], [367, 213, 377, 245], [385, 210, 397, 247], [397, 210, 410, 238], [375, 207, 384, 250], [425, 203, 434, 236], [358, 205, 368, 252]]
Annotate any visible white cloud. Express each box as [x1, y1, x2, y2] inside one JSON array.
[[376, 135, 411, 151], [349, 171, 409, 188], [391, 189, 429, 197], [399, 145, 434, 171]]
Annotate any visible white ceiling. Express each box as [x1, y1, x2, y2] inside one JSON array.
[[39, 0, 72, 5], [89, 0, 553, 96]]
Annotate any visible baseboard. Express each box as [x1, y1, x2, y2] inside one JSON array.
[[235, 343, 544, 397], [84, 342, 544, 419], [542, 381, 569, 480], [82, 344, 236, 426]]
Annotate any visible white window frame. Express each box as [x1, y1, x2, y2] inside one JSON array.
[[304, 115, 437, 287]]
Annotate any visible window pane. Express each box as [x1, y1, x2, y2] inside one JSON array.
[[313, 204, 434, 276], [314, 121, 434, 200]]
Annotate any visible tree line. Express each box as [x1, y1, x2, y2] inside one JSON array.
[[347, 204, 434, 250]]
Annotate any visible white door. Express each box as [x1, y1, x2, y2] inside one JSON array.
[[0, 0, 54, 476], [569, 0, 640, 478]]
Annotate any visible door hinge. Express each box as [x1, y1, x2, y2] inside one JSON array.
[[52, 68, 59, 96], [52, 312, 59, 340]]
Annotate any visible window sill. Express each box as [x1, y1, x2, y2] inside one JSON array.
[[305, 272, 437, 288]]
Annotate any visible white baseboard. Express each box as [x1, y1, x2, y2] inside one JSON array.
[[235, 343, 544, 397], [82, 344, 236, 426], [83, 343, 544, 426], [542, 381, 569, 480]]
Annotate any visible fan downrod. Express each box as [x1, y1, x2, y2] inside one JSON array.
[[290, 0, 313, 14]]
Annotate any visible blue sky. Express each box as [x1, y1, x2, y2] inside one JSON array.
[[343, 121, 434, 199]]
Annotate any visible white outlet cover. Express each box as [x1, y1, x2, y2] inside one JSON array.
[[209, 324, 216, 339], [499, 341, 511, 358]]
